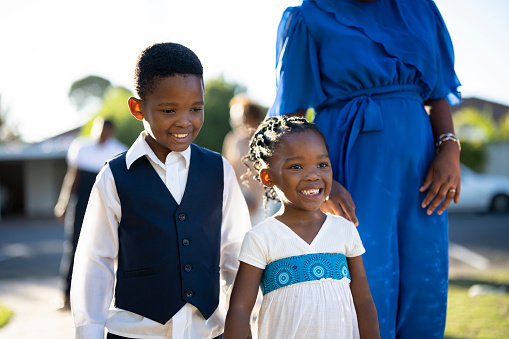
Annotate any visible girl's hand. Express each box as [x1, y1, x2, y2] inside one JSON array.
[[419, 142, 461, 215], [320, 179, 359, 226]]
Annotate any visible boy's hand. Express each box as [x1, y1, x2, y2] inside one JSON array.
[[321, 180, 359, 226]]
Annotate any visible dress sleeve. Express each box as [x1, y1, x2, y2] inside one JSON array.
[[238, 230, 268, 270], [268, 7, 326, 117], [426, 2, 461, 105], [345, 224, 366, 258]]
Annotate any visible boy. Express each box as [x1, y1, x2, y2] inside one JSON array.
[[71, 42, 251, 339]]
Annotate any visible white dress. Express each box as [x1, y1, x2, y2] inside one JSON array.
[[238, 214, 365, 339]]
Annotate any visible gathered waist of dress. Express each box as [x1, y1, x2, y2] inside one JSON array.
[[260, 253, 351, 295], [317, 84, 423, 111]]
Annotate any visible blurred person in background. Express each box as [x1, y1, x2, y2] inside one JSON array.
[[54, 117, 127, 310], [222, 94, 267, 224]]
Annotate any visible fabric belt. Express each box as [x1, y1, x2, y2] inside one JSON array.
[[315, 85, 423, 187], [260, 253, 351, 295]]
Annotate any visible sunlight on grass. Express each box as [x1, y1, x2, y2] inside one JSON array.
[[445, 271, 509, 338]]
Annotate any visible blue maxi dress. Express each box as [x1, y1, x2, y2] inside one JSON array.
[[267, 0, 461, 338]]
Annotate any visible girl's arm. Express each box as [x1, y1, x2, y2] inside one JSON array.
[[224, 262, 264, 339], [420, 98, 461, 215], [348, 256, 380, 339]]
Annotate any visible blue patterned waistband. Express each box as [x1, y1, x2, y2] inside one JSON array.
[[260, 253, 350, 295]]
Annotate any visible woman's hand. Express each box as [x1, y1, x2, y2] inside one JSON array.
[[320, 179, 359, 226], [419, 142, 461, 215]]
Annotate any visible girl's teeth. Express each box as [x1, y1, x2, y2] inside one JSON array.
[[173, 134, 188, 138], [301, 189, 319, 195]]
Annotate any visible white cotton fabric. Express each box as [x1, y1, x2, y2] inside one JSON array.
[[238, 214, 365, 339]]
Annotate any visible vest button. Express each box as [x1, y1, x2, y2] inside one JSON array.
[[184, 265, 192, 272], [182, 239, 190, 246], [178, 214, 186, 221], [185, 290, 193, 298]]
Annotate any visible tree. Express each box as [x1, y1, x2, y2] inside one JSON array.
[[453, 107, 498, 143], [0, 94, 21, 144], [68, 75, 112, 111], [79, 86, 142, 147], [70, 74, 249, 151], [452, 108, 497, 171], [498, 111, 509, 141], [194, 75, 246, 152]]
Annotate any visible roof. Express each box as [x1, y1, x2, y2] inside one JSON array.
[[0, 127, 81, 161], [452, 97, 509, 122]]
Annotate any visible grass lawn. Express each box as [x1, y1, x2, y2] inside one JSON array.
[[445, 270, 509, 338], [0, 303, 13, 329]]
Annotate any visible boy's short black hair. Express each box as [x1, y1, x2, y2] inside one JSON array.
[[134, 42, 203, 100]]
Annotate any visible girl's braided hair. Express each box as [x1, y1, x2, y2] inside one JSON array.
[[241, 115, 328, 202]]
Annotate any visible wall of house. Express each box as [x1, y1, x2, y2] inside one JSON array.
[[23, 159, 67, 217], [485, 142, 509, 177]]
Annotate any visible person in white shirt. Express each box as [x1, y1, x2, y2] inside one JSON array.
[[54, 117, 127, 310], [70, 42, 251, 339]]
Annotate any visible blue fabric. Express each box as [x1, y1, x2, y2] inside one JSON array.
[[260, 253, 350, 295], [268, 1, 459, 338]]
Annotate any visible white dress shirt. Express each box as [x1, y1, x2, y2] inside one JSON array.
[[71, 132, 251, 339]]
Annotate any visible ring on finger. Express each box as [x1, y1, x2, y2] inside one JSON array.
[[448, 188, 456, 194]]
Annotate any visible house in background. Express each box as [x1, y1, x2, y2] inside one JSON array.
[[1, 96, 508, 220], [451, 97, 509, 177], [451, 97, 509, 123], [0, 128, 80, 220]]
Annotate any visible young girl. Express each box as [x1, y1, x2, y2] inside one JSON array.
[[224, 116, 380, 339]]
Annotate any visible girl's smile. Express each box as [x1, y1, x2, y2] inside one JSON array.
[[261, 130, 332, 215]]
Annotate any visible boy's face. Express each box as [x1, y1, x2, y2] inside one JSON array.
[[129, 74, 204, 162]]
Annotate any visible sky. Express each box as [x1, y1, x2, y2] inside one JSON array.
[[0, 0, 508, 143]]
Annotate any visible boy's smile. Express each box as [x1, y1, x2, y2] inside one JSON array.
[[261, 131, 332, 214], [128, 74, 204, 162]]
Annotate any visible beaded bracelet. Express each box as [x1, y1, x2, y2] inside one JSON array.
[[436, 133, 461, 151]]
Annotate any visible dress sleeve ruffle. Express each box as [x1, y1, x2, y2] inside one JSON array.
[[268, 7, 326, 117], [307, 0, 461, 105], [427, 1, 462, 105]]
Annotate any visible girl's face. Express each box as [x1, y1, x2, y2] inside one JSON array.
[[261, 131, 332, 213]]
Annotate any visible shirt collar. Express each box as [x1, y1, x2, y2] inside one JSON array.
[[125, 131, 191, 170]]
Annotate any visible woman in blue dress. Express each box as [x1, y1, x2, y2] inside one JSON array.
[[267, 0, 462, 338]]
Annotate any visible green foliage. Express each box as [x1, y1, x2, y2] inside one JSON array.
[[80, 86, 142, 147], [0, 94, 21, 143], [499, 112, 509, 140], [69, 75, 112, 111], [71, 74, 248, 151], [0, 303, 13, 328], [459, 141, 488, 172], [453, 108, 498, 143], [193, 76, 246, 152], [451, 108, 507, 171]]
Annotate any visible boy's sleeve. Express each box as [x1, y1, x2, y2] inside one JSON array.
[[71, 165, 120, 339], [219, 158, 252, 287]]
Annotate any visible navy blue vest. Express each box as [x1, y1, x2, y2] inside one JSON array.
[[108, 144, 224, 324]]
